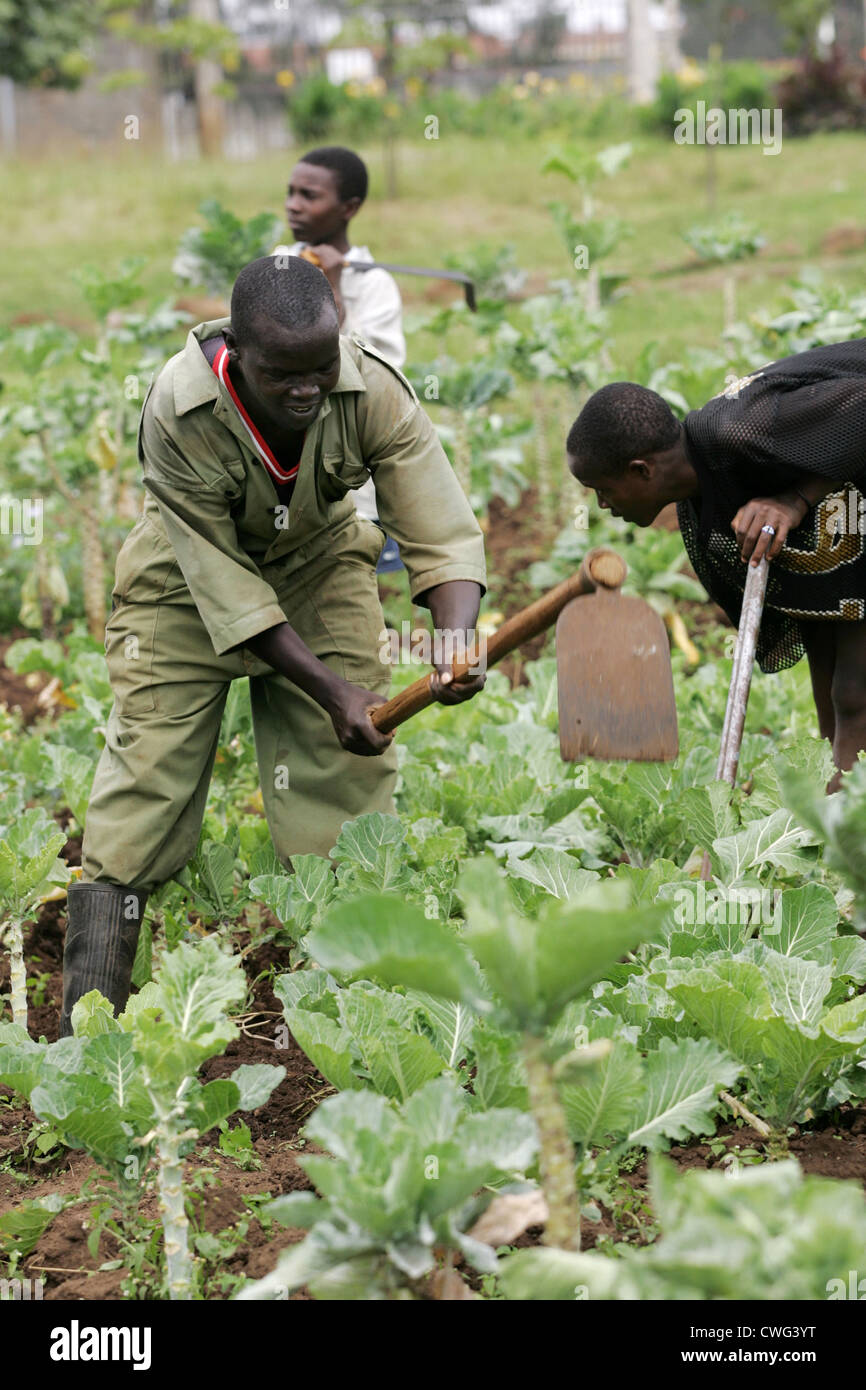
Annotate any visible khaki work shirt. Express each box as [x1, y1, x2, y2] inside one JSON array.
[[135, 320, 486, 657]]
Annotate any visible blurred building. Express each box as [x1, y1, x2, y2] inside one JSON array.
[[2, 0, 864, 158]]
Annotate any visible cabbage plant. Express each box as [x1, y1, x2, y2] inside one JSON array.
[[659, 944, 866, 1130], [499, 1157, 866, 1300], [0, 807, 68, 1027], [295, 863, 669, 1252], [780, 759, 866, 929], [173, 200, 283, 298], [238, 1077, 537, 1300], [0, 937, 284, 1298]]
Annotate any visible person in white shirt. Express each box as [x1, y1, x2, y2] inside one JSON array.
[[274, 146, 406, 548]]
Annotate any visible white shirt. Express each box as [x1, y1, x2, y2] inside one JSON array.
[[272, 242, 406, 523], [272, 242, 406, 368]]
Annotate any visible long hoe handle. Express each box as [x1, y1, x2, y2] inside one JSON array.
[[699, 556, 770, 881], [370, 547, 627, 734]]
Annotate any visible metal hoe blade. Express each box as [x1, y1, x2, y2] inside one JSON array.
[[350, 260, 477, 311], [556, 588, 679, 762]]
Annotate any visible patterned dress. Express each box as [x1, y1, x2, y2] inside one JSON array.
[[677, 338, 866, 671]]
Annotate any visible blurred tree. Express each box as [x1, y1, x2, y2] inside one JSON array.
[[393, 32, 475, 81], [768, 0, 836, 53], [100, 0, 239, 156], [0, 0, 100, 87], [188, 0, 225, 155], [517, 1, 567, 67], [659, 0, 685, 69], [627, 0, 660, 102], [682, 0, 834, 58], [336, 0, 495, 90], [334, 0, 490, 195], [0, 1, 239, 155]]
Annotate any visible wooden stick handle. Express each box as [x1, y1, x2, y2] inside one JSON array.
[[370, 547, 627, 734], [699, 555, 770, 881], [716, 556, 770, 785]]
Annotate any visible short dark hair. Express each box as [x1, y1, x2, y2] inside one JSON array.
[[298, 145, 368, 203], [230, 255, 338, 345], [567, 382, 681, 477]]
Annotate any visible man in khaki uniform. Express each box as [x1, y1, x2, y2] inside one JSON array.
[[60, 255, 486, 1034]]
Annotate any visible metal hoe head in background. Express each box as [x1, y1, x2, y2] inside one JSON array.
[[370, 547, 679, 765], [556, 581, 679, 764], [298, 246, 477, 311], [348, 260, 477, 312]]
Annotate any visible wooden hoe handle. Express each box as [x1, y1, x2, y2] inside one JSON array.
[[699, 554, 771, 881], [370, 547, 627, 734]]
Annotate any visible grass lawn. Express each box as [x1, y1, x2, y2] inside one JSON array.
[[2, 128, 865, 377]]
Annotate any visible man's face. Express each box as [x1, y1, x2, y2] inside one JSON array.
[[285, 162, 358, 245], [567, 454, 666, 527], [229, 313, 342, 433]]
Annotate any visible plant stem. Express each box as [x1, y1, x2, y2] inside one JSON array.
[[81, 504, 106, 642], [155, 1122, 192, 1300], [766, 1130, 790, 1160], [36, 546, 57, 640], [38, 430, 105, 640], [581, 188, 603, 316], [521, 1032, 581, 1251], [719, 1089, 771, 1138], [98, 467, 117, 516], [722, 271, 736, 332], [585, 267, 601, 315], [559, 394, 578, 529], [533, 386, 555, 532], [6, 914, 28, 1028], [453, 411, 472, 502]]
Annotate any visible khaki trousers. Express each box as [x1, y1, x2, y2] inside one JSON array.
[[81, 519, 396, 891]]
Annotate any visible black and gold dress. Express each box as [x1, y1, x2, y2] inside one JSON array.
[[678, 338, 866, 672]]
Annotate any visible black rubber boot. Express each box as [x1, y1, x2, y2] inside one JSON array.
[[60, 882, 147, 1038]]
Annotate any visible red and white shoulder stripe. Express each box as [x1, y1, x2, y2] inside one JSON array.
[[211, 344, 299, 485]]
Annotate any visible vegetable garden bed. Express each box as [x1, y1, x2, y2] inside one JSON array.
[[3, 621, 866, 1301], [5, 895, 866, 1301], [4, 160, 866, 1301]]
